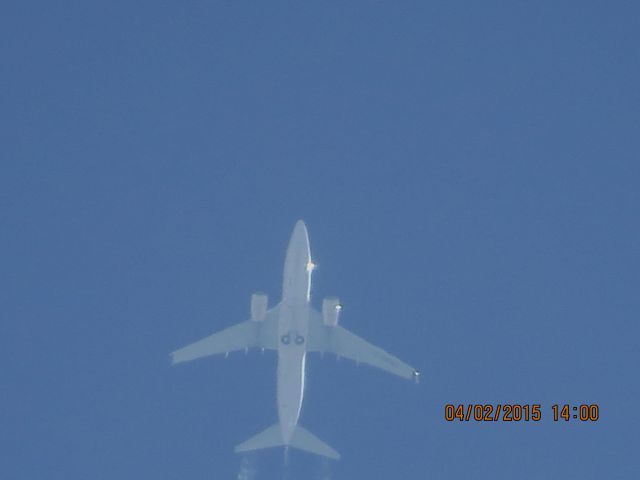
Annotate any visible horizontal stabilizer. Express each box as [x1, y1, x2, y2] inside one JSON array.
[[290, 425, 340, 459], [235, 424, 283, 452], [234, 424, 340, 460]]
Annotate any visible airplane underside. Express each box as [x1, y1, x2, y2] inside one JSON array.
[[171, 220, 418, 460]]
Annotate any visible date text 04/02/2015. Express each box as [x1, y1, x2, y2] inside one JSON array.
[[444, 404, 600, 422]]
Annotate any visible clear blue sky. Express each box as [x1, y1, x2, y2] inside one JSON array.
[[2, 1, 638, 479]]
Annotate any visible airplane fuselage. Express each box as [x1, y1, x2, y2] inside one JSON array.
[[172, 219, 417, 460], [277, 221, 313, 443]]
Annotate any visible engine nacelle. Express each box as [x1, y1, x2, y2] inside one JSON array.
[[251, 293, 268, 322], [322, 297, 342, 327]]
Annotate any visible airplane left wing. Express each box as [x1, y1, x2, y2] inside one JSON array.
[[307, 309, 419, 381], [171, 306, 279, 365]]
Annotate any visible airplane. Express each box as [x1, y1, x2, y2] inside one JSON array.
[[171, 220, 419, 460]]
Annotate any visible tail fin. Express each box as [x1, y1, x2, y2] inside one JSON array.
[[234, 423, 340, 460]]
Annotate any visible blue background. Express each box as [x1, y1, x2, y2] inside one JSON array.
[[2, 1, 638, 478]]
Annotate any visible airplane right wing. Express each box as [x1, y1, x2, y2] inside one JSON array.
[[171, 306, 279, 365], [307, 309, 419, 381]]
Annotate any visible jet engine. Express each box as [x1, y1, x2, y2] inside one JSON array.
[[322, 297, 342, 327], [251, 293, 268, 322]]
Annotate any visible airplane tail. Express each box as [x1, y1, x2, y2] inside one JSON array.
[[234, 423, 340, 460]]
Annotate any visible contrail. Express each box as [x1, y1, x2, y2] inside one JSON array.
[[317, 457, 333, 480], [236, 455, 256, 480]]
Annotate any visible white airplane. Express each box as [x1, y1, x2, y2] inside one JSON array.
[[171, 220, 419, 460]]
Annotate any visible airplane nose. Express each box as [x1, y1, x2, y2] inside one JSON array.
[[294, 220, 307, 235], [291, 220, 309, 246], [282, 220, 312, 301]]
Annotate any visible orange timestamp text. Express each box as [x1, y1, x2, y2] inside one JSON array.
[[444, 404, 600, 422]]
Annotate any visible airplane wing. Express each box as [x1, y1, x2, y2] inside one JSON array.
[[307, 309, 419, 381], [171, 306, 280, 365]]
